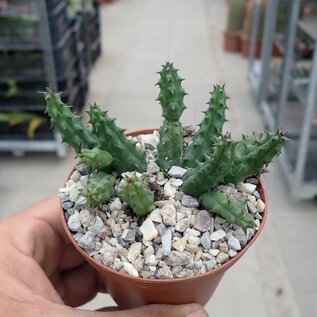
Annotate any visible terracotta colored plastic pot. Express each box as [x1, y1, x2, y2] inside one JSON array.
[[224, 31, 241, 52], [241, 34, 262, 58], [61, 129, 268, 309]]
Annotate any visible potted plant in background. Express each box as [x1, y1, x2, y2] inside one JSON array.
[[44, 62, 287, 308], [240, 0, 266, 58], [224, 0, 247, 52]]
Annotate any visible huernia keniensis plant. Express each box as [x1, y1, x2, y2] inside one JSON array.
[[44, 62, 287, 230]]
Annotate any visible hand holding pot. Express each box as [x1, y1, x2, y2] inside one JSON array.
[[0, 196, 208, 317]]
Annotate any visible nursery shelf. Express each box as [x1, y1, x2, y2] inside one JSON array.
[[297, 18, 317, 41], [0, 0, 101, 156], [248, 0, 317, 199]]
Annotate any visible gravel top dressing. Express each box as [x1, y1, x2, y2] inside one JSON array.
[[60, 129, 265, 279]]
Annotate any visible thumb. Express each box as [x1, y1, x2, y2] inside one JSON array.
[[75, 303, 208, 317]]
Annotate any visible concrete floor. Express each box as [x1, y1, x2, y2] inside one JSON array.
[[1, 0, 317, 316]]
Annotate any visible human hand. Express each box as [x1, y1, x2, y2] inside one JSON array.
[[0, 196, 208, 317]]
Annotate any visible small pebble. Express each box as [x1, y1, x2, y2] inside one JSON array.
[[167, 166, 187, 178], [123, 262, 139, 277], [181, 195, 199, 208]]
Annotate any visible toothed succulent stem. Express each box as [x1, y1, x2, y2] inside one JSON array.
[[44, 90, 97, 153], [79, 148, 113, 171], [156, 62, 187, 121], [81, 172, 116, 207], [88, 105, 147, 174], [183, 85, 228, 168], [224, 131, 288, 184], [201, 189, 255, 231], [156, 121, 183, 171], [181, 137, 236, 197], [120, 174, 155, 217], [156, 62, 187, 171]]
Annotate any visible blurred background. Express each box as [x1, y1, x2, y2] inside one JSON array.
[[0, 0, 317, 316]]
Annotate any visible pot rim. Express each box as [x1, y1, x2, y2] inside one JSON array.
[[61, 128, 268, 284]]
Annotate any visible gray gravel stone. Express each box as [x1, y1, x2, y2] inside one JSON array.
[[194, 210, 211, 232], [161, 204, 177, 226], [175, 218, 190, 232], [70, 170, 81, 183], [112, 258, 123, 271], [164, 181, 177, 199], [62, 201, 74, 210], [161, 228, 172, 257], [247, 201, 257, 214], [100, 243, 117, 266], [205, 258, 217, 270], [78, 231, 95, 251], [233, 227, 247, 245], [200, 232, 211, 250], [89, 216, 104, 236], [122, 229, 136, 242], [157, 266, 173, 279], [76, 163, 91, 175], [181, 195, 199, 208], [185, 228, 200, 237], [167, 166, 187, 178], [149, 208, 163, 223], [74, 196, 86, 210], [79, 209, 96, 228], [67, 211, 81, 232], [62, 194, 70, 203], [210, 229, 226, 241], [73, 232, 84, 243], [109, 198, 122, 212], [147, 161, 160, 173], [209, 249, 220, 256], [228, 249, 237, 257], [228, 236, 241, 251], [166, 251, 191, 267], [188, 236, 200, 246], [155, 223, 166, 236]]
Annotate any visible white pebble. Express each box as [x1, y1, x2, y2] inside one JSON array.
[[123, 262, 139, 277], [140, 218, 158, 241], [109, 198, 122, 211], [210, 229, 226, 241], [256, 199, 265, 213], [237, 183, 257, 194]]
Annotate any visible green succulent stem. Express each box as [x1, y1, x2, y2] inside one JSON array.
[[44, 90, 97, 153], [79, 148, 113, 171], [88, 105, 147, 174], [224, 131, 288, 184], [200, 189, 255, 231], [156, 120, 183, 172], [181, 137, 236, 197], [156, 62, 187, 171], [81, 171, 116, 207], [120, 174, 155, 217], [182, 85, 228, 168]]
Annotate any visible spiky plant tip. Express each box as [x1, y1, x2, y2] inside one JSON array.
[[120, 174, 155, 217]]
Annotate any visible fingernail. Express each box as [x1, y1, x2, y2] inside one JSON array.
[[186, 309, 208, 317]]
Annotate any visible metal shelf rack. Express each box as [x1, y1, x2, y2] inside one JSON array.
[[248, 0, 317, 199], [0, 0, 101, 157]]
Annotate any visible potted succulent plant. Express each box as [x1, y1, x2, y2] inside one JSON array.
[[44, 62, 287, 308], [224, 0, 246, 52]]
